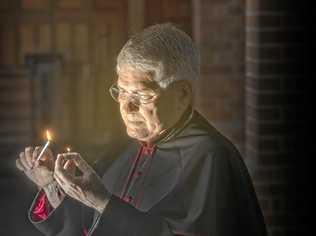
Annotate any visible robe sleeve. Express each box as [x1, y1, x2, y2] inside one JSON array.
[[28, 191, 87, 236], [91, 195, 175, 236], [173, 146, 267, 236], [28, 190, 66, 235], [91, 145, 266, 236]]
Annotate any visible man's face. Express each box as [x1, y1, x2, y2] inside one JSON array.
[[116, 67, 186, 143]]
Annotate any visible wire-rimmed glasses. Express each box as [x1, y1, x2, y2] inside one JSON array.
[[109, 83, 159, 106]]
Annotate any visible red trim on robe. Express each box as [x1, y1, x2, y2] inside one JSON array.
[[32, 191, 52, 221], [83, 228, 89, 236], [32, 191, 90, 235]]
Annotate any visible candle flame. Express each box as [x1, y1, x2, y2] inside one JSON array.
[[46, 130, 52, 141], [66, 147, 71, 152]]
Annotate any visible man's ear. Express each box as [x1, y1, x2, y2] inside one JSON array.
[[176, 81, 192, 110]]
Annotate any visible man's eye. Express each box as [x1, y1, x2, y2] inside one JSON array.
[[139, 94, 153, 101], [118, 91, 129, 99]]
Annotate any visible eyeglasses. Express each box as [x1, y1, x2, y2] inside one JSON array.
[[109, 83, 159, 106]]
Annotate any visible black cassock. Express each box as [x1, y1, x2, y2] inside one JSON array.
[[29, 110, 267, 236]]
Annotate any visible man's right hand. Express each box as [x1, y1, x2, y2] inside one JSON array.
[[16, 146, 55, 189]]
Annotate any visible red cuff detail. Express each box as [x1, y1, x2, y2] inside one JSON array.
[[32, 191, 53, 221], [83, 228, 89, 236]]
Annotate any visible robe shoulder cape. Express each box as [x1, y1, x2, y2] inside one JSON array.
[[29, 111, 267, 236]]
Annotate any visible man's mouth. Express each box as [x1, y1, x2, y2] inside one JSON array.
[[127, 120, 143, 125], [126, 115, 143, 123]]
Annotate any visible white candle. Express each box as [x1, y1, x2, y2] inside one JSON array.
[[35, 140, 50, 162], [34, 130, 52, 163]]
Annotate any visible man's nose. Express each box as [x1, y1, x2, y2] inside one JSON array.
[[122, 99, 139, 112]]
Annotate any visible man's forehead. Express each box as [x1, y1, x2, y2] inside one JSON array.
[[117, 69, 158, 90]]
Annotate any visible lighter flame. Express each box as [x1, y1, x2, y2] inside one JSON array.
[[46, 130, 52, 141]]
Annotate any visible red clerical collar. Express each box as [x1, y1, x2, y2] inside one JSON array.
[[138, 141, 156, 156]]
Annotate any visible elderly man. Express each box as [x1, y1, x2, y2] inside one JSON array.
[[16, 24, 266, 236]]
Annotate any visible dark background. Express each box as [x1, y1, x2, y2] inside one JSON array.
[[0, 0, 311, 235]]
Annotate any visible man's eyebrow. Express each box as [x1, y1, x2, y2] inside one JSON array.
[[118, 80, 159, 93], [141, 80, 159, 90], [117, 84, 155, 94]]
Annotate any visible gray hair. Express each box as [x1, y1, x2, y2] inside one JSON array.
[[116, 23, 200, 89]]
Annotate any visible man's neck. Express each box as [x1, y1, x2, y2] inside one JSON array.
[[139, 106, 194, 147]]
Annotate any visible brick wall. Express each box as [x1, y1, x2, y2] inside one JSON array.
[[0, 0, 129, 164], [193, 0, 245, 153], [145, 0, 191, 34], [0, 67, 32, 176], [245, 1, 308, 235]]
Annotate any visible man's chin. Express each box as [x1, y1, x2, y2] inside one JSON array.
[[126, 127, 149, 141]]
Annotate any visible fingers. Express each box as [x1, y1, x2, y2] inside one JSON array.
[[32, 146, 41, 167], [55, 177, 83, 202], [69, 153, 93, 174], [54, 171, 65, 187], [55, 154, 67, 172], [54, 154, 71, 193], [55, 152, 93, 175], [32, 146, 41, 160], [54, 171, 86, 204], [16, 146, 39, 172], [16, 158, 26, 172], [54, 154, 68, 180], [54, 158, 81, 199], [20, 146, 44, 170], [54, 153, 89, 199], [19, 150, 32, 171], [63, 159, 76, 175], [25, 146, 34, 168], [54, 154, 77, 186]]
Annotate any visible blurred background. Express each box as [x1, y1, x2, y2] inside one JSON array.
[[0, 0, 310, 235]]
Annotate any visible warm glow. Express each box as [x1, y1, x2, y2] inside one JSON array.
[[66, 146, 71, 152], [46, 130, 52, 141]]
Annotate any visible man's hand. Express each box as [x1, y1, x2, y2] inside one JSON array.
[[16, 146, 55, 188], [54, 152, 110, 213], [16, 146, 66, 208]]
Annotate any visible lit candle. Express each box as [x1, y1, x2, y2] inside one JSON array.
[[66, 146, 71, 153], [35, 130, 52, 163]]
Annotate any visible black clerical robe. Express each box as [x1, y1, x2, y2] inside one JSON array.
[[29, 110, 267, 236]]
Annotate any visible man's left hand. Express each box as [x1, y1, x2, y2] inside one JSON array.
[[54, 152, 110, 213]]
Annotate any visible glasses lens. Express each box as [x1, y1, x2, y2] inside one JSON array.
[[109, 84, 119, 102], [109, 84, 154, 106]]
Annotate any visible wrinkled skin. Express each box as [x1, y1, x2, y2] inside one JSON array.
[[16, 146, 71, 208], [54, 152, 109, 213], [118, 66, 191, 143], [16, 146, 55, 188]]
